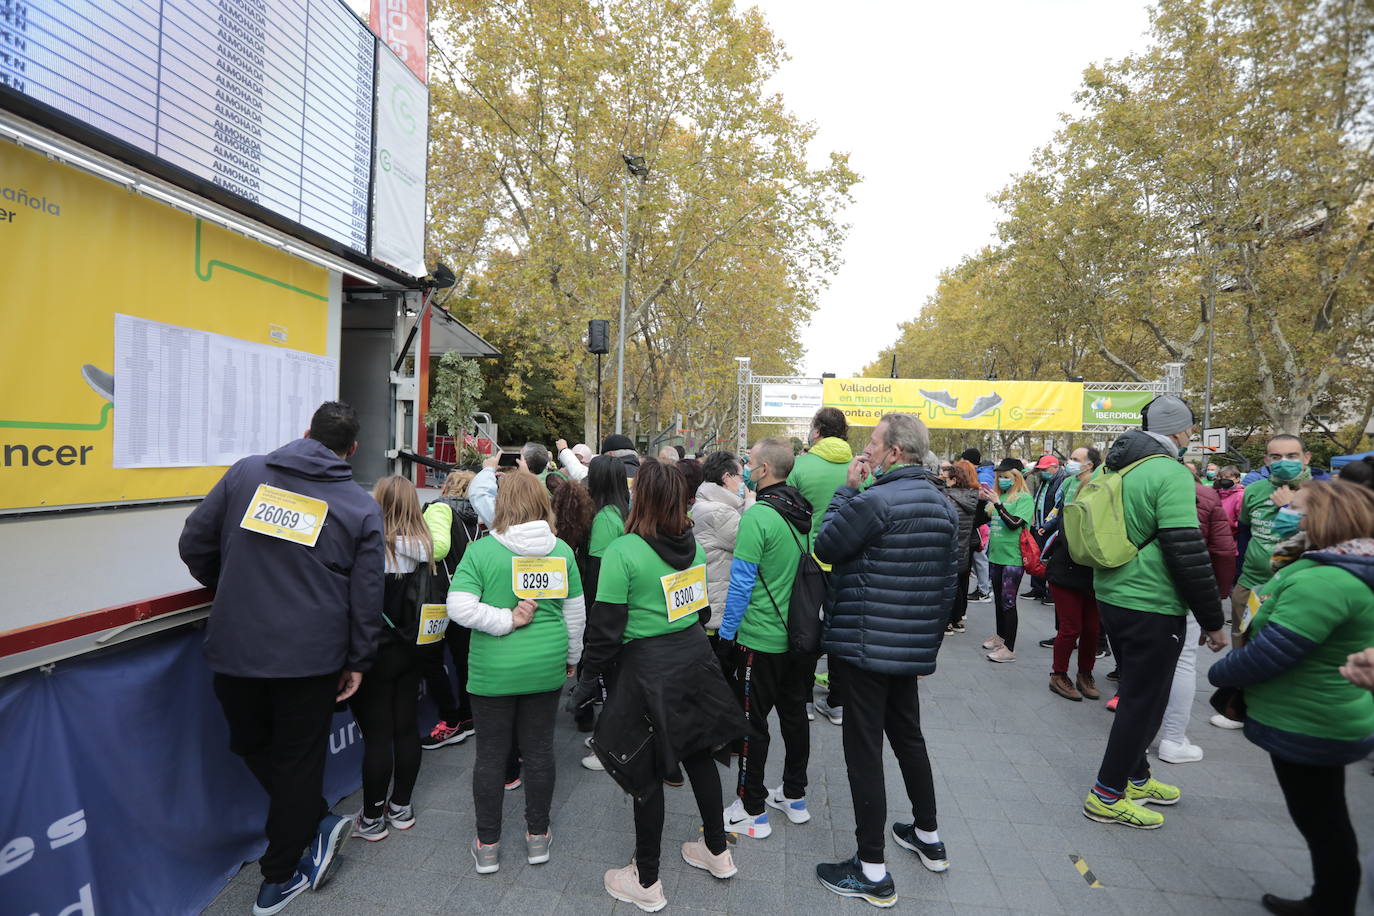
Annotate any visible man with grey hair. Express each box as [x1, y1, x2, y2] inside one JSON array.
[[718, 437, 816, 839], [812, 413, 960, 907], [517, 441, 552, 481]]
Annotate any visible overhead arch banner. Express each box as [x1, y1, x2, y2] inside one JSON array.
[[823, 378, 1083, 431]]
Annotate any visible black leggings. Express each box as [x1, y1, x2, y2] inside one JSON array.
[[349, 642, 423, 818], [990, 563, 1024, 650], [633, 749, 728, 887], [947, 565, 970, 627], [421, 624, 472, 725], [1271, 755, 1361, 914], [470, 690, 560, 843]]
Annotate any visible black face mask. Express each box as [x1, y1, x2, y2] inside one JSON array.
[[1215, 478, 1236, 490]]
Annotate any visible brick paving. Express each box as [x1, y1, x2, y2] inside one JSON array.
[[207, 595, 1374, 915]]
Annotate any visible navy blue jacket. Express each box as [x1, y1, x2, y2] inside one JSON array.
[[814, 464, 959, 676], [179, 438, 385, 678]]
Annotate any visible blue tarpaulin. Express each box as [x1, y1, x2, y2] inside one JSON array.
[[1331, 450, 1374, 469]]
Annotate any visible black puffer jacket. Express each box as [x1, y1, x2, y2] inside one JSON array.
[[941, 487, 980, 573], [814, 465, 959, 676]]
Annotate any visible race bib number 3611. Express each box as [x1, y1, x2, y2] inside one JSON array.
[[660, 565, 708, 622], [512, 556, 569, 599], [239, 484, 329, 547]]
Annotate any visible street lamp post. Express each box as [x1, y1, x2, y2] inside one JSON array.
[[614, 153, 649, 435]]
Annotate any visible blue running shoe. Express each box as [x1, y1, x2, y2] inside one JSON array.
[[892, 823, 948, 872], [252, 871, 309, 916], [816, 857, 897, 908], [299, 813, 351, 891]]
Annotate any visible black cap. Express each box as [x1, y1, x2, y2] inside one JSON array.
[[961, 448, 982, 465], [600, 434, 634, 453], [994, 457, 1024, 473]]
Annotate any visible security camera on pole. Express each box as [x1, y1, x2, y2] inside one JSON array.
[[615, 153, 650, 435]]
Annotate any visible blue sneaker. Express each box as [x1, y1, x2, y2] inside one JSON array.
[[299, 813, 351, 891], [892, 823, 948, 872], [252, 871, 309, 916], [816, 857, 897, 908], [765, 787, 811, 824]]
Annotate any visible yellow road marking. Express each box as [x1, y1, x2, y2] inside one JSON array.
[[1070, 854, 1104, 888]]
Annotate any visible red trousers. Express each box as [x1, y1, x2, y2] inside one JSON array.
[[1050, 583, 1100, 676]]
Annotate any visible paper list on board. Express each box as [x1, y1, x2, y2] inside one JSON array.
[[114, 314, 337, 470]]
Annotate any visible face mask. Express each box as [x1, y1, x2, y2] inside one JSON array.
[[997, 478, 1013, 492], [742, 467, 757, 491], [1040, 470, 1055, 481], [1215, 478, 1236, 490], [1270, 459, 1304, 482], [1205, 469, 1217, 480], [1065, 460, 1084, 475], [1272, 506, 1304, 539], [1177, 444, 1189, 459], [737, 482, 747, 500]]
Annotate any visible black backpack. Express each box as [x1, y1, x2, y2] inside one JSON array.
[[758, 507, 828, 655], [423, 498, 480, 604], [381, 561, 443, 651]]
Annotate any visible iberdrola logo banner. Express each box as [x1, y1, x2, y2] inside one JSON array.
[[1082, 390, 1154, 426], [822, 378, 1084, 431]]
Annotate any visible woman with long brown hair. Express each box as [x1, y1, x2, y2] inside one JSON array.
[[569, 459, 747, 911], [349, 475, 433, 842], [941, 460, 983, 634], [1209, 480, 1374, 915], [447, 470, 586, 874]]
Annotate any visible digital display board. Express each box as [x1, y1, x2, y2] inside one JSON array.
[[0, 0, 376, 253]]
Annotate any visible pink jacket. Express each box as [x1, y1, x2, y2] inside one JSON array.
[[1216, 484, 1244, 535]]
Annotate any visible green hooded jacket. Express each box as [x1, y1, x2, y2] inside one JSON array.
[[787, 437, 853, 552]]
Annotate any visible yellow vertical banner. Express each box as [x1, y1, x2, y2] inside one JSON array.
[[822, 378, 1084, 431]]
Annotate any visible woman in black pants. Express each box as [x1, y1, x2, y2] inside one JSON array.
[[568, 459, 749, 912], [1208, 480, 1374, 916], [350, 475, 434, 841]]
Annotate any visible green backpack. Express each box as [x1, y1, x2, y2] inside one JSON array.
[[1062, 455, 1168, 569]]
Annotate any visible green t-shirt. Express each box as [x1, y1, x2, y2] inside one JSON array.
[[1245, 558, 1374, 741], [1239, 479, 1284, 589], [449, 536, 583, 697], [1093, 456, 1197, 615], [588, 505, 626, 558], [731, 502, 803, 654], [987, 492, 1032, 566], [596, 534, 708, 642]]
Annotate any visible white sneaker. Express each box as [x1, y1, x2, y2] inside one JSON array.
[[581, 753, 605, 771], [764, 787, 811, 824], [723, 798, 772, 839], [1209, 713, 1243, 730], [805, 702, 816, 721], [1157, 739, 1204, 764]]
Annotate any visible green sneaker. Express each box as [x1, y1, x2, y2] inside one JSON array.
[[1125, 777, 1181, 806], [1082, 793, 1164, 829], [814, 672, 830, 689]]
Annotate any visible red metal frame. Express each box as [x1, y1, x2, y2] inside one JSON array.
[[0, 588, 213, 658]]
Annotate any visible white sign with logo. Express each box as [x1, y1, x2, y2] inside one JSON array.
[[760, 383, 824, 419], [371, 46, 429, 277]]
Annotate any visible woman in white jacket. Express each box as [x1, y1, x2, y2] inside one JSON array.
[[690, 451, 748, 633]]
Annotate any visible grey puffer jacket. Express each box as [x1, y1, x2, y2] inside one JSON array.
[[814, 465, 960, 676], [691, 481, 745, 629]]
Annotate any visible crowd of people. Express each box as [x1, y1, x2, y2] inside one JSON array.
[[179, 399, 1374, 916]]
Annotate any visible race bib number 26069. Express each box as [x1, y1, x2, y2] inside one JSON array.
[[239, 484, 329, 547]]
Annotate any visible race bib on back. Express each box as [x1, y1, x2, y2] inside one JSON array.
[[512, 556, 569, 599], [660, 565, 708, 622], [416, 604, 450, 646], [239, 484, 328, 547]]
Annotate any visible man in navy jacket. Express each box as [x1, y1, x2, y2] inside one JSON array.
[[812, 413, 959, 907], [179, 401, 384, 915]]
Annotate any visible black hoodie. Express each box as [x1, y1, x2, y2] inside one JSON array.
[[179, 437, 386, 677], [756, 482, 814, 537]]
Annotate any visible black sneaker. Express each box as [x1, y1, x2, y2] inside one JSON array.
[[1096, 646, 1111, 659], [1037, 637, 1055, 649], [1105, 669, 1120, 681], [892, 823, 948, 872], [816, 857, 897, 908], [1020, 590, 1041, 599]]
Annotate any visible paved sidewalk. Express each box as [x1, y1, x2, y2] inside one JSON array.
[[207, 596, 1374, 915]]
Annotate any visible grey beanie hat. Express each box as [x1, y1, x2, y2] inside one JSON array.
[[1141, 395, 1195, 436]]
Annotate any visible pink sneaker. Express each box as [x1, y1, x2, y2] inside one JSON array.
[[986, 646, 1016, 663], [681, 838, 737, 878], [604, 863, 667, 912]]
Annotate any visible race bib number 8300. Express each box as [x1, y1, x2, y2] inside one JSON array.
[[239, 484, 329, 547], [660, 565, 708, 622], [512, 556, 569, 599]]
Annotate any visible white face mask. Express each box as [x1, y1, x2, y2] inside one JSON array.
[[1065, 460, 1085, 475]]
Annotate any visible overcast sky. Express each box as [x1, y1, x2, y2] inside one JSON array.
[[745, 0, 1156, 377]]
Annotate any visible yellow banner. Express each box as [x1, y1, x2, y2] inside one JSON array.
[[0, 145, 330, 510], [822, 378, 1083, 431]]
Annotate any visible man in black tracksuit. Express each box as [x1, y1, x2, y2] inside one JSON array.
[[812, 414, 959, 907], [179, 401, 384, 915]]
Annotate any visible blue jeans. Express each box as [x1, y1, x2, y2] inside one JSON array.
[[972, 547, 991, 592]]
